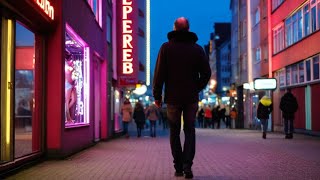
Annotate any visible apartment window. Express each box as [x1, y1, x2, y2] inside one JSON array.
[[285, 17, 293, 46], [304, 4, 310, 36], [87, 0, 102, 27], [299, 62, 305, 83], [318, 1, 320, 30], [306, 60, 311, 81], [254, 8, 260, 26], [106, 15, 112, 43], [291, 64, 298, 84], [255, 47, 261, 62], [273, 24, 284, 54], [311, 0, 317, 32], [297, 10, 303, 41], [272, 0, 284, 11], [313, 55, 319, 80], [241, 20, 247, 38]]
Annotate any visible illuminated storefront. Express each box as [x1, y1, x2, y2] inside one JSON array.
[[0, 0, 109, 174]]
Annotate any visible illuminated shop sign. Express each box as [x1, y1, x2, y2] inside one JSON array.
[[122, 0, 133, 74], [254, 78, 277, 90], [34, 0, 54, 20], [117, 0, 138, 86]]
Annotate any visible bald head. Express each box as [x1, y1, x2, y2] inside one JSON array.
[[174, 17, 189, 31]]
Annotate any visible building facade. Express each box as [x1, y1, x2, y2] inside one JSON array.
[[271, 0, 320, 134], [0, 0, 111, 174]]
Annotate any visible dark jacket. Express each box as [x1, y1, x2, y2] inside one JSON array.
[[133, 108, 146, 125], [257, 96, 273, 120], [153, 31, 211, 104], [280, 92, 298, 119]]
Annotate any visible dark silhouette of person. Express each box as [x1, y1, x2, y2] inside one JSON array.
[[153, 17, 211, 179], [257, 95, 273, 139], [133, 101, 146, 138], [280, 89, 298, 139]]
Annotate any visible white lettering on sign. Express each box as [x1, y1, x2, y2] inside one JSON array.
[[34, 0, 54, 20], [122, 0, 133, 74]]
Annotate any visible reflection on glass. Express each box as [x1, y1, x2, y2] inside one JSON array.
[[14, 22, 35, 158], [313, 56, 319, 80]]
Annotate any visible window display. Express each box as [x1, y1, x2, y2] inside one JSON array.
[[65, 25, 90, 126]]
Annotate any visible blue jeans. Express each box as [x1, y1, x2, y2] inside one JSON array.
[[284, 119, 294, 134], [167, 102, 198, 172], [150, 121, 157, 137], [260, 119, 268, 133], [123, 122, 129, 135]]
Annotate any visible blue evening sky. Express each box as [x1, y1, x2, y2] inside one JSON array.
[[150, 0, 231, 77]]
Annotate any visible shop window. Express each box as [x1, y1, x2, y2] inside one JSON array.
[[313, 55, 319, 80], [279, 69, 285, 87], [65, 24, 90, 126], [306, 60, 311, 81], [299, 61, 305, 83], [291, 64, 298, 84], [286, 67, 291, 86]]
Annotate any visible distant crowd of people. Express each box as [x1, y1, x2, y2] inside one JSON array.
[[197, 104, 237, 129], [120, 99, 168, 138]]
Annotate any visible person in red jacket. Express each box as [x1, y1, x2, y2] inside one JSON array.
[[152, 17, 211, 179]]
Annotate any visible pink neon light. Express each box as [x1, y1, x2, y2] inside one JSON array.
[[268, 0, 272, 78]]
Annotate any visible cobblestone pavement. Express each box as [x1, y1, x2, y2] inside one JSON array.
[[5, 123, 320, 180]]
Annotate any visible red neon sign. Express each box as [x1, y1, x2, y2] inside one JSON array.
[[34, 0, 54, 20], [117, 0, 138, 86], [122, 0, 133, 74]]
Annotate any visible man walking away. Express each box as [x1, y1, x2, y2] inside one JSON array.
[[153, 17, 211, 179], [280, 89, 298, 139]]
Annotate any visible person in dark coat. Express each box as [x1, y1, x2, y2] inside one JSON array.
[[153, 17, 211, 179], [280, 89, 298, 139], [197, 107, 204, 128], [257, 95, 273, 139], [133, 101, 146, 138]]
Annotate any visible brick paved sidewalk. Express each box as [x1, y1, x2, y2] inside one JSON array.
[[5, 126, 320, 180]]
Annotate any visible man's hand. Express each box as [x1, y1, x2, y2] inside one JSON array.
[[155, 100, 162, 108]]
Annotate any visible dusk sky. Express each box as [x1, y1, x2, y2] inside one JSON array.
[[150, 0, 231, 77]]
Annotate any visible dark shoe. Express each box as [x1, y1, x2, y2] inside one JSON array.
[[262, 132, 266, 139], [184, 171, 193, 179], [174, 171, 183, 177], [289, 133, 293, 139], [285, 134, 290, 139]]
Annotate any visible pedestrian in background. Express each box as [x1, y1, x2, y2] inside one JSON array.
[[230, 107, 237, 129], [197, 107, 204, 128], [280, 89, 298, 139], [133, 101, 146, 138], [146, 104, 160, 138], [257, 95, 273, 139], [204, 105, 212, 128], [225, 105, 231, 129], [152, 17, 211, 179], [218, 104, 226, 129], [121, 98, 133, 138]]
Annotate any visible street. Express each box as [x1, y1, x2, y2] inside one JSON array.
[[6, 123, 320, 180]]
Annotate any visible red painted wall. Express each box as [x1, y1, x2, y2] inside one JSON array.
[[292, 87, 305, 129], [311, 84, 320, 131], [47, 0, 63, 150]]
